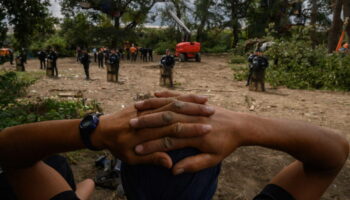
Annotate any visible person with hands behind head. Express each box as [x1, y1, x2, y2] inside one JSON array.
[[128, 91, 349, 200], [0, 93, 214, 200]]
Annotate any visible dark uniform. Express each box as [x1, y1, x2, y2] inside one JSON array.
[[104, 50, 110, 64], [141, 48, 148, 62], [160, 54, 175, 87], [97, 51, 104, 68], [9, 49, 13, 65], [147, 48, 153, 62], [38, 51, 47, 69], [108, 52, 120, 82], [16, 52, 26, 71], [119, 48, 124, 60], [79, 52, 90, 80], [48, 50, 58, 77], [247, 54, 269, 91]]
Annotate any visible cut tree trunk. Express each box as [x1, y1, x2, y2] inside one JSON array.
[[328, 0, 343, 53]]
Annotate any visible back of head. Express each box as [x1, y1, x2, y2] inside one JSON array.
[[121, 148, 221, 200]]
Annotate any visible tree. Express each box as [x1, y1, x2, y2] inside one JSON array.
[[1, 0, 51, 49], [60, 0, 158, 46], [60, 13, 93, 49], [60, 0, 156, 29], [328, 0, 343, 53], [194, 0, 214, 42], [218, 0, 253, 48]]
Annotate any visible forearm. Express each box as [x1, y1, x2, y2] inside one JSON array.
[[0, 119, 85, 169], [237, 113, 349, 171]]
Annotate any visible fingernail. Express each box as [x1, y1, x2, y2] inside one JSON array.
[[129, 118, 139, 127], [204, 106, 215, 114], [201, 125, 212, 133], [174, 168, 184, 175], [135, 101, 144, 108], [135, 145, 143, 153]]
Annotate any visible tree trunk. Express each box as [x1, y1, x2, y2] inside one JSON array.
[[344, 0, 350, 39], [310, 0, 318, 48], [231, 0, 239, 48], [232, 22, 239, 48], [327, 0, 343, 53], [114, 16, 120, 30]]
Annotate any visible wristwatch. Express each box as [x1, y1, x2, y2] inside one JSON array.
[[79, 113, 103, 151]]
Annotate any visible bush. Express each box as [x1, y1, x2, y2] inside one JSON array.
[[154, 40, 177, 55], [0, 71, 100, 129], [265, 40, 350, 91], [0, 71, 41, 109], [0, 99, 101, 129], [230, 55, 247, 64]]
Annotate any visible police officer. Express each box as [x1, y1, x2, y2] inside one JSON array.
[[93, 48, 97, 62], [38, 50, 47, 69], [109, 49, 120, 82], [246, 51, 269, 91], [79, 49, 90, 80], [97, 49, 104, 68], [9, 48, 14, 65], [48, 48, 58, 77], [104, 48, 110, 65], [160, 49, 175, 87], [147, 48, 153, 62], [246, 52, 257, 86], [16, 51, 26, 71]]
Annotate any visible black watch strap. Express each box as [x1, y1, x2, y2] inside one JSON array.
[[80, 113, 103, 151]]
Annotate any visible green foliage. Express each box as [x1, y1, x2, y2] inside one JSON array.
[[0, 71, 100, 129], [231, 64, 248, 81], [0, 99, 100, 130], [266, 42, 350, 90], [230, 55, 247, 64], [0, 72, 41, 109], [1, 0, 51, 48]]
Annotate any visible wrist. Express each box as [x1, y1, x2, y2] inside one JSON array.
[[229, 112, 252, 147]]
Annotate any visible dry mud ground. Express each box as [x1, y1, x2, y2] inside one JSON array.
[[2, 54, 349, 200]]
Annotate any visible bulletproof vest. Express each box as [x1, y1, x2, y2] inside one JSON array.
[[109, 54, 119, 65], [80, 54, 89, 64], [252, 56, 268, 69], [161, 55, 174, 67]]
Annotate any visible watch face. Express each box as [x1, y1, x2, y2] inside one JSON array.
[[82, 119, 93, 127], [80, 115, 96, 129]]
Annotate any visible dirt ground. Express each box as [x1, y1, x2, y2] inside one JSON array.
[[2, 54, 349, 200]]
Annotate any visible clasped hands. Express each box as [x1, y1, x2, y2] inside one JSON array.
[[93, 91, 242, 175]]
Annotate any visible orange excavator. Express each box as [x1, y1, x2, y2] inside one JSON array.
[[168, 11, 201, 62], [336, 17, 349, 52]]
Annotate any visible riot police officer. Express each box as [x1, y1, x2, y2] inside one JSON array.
[[160, 49, 175, 87], [38, 50, 47, 69], [16, 51, 26, 71], [108, 49, 120, 82], [47, 48, 58, 77], [97, 49, 104, 68], [79, 49, 90, 80], [246, 51, 269, 91]]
